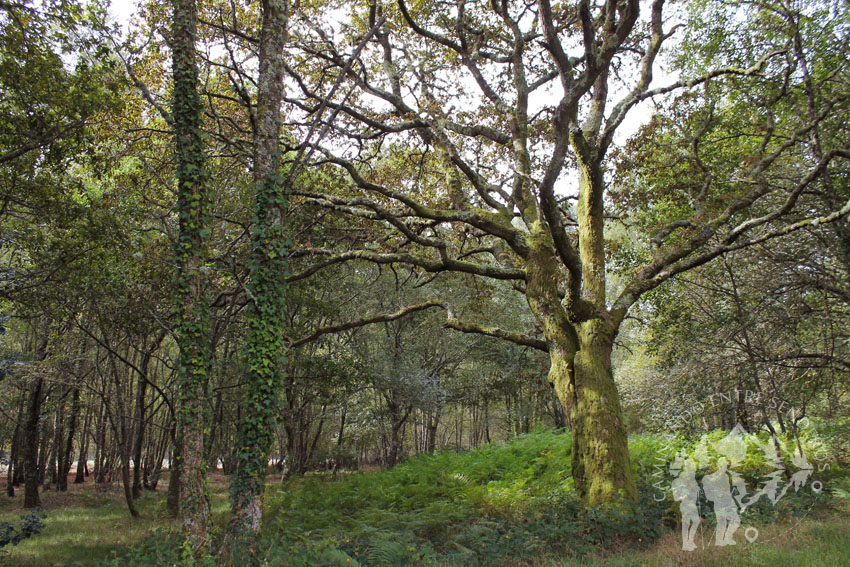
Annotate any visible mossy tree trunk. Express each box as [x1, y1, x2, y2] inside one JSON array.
[[527, 275, 635, 505], [171, 0, 213, 553], [221, 0, 290, 563], [525, 152, 637, 505], [570, 321, 635, 505]]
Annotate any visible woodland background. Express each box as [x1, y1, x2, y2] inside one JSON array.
[[0, 0, 848, 565]]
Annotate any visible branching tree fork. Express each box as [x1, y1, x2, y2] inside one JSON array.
[[279, 0, 850, 505]]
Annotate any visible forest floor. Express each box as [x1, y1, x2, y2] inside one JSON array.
[[0, 432, 847, 566], [0, 473, 229, 566]]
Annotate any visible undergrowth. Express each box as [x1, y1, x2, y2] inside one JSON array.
[[109, 427, 844, 567]]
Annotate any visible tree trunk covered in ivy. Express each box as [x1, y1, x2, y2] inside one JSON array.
[[171, 0, 213, 552], [220, 0, 290, 563]]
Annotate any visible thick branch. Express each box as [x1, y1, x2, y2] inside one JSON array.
[[444, 316, 549, 352], [286, 249, 526, 283], [288, 300, 445, 347]]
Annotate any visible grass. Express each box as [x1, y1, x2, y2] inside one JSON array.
[[0, 480, 169, 566], [0, 475, 230, 566], [540, 507, 850, 566], [0, 429, 847, 566]]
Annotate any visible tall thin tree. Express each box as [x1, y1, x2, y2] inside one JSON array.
[[171, 0, 213, 552], [221, 0, 292, 562]]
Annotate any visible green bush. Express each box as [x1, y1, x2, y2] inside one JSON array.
[[0, 508, 46, 553]]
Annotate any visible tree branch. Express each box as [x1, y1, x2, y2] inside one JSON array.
[[287, 300, 445, 347], [444, 316, 549, 352]]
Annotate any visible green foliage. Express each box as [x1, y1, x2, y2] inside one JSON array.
[[0, 508, 46, 553], [809, 416, 850, 466], [99, 529, 216, 567], [104, 429, 848, 567], [260, 430, 666, 566]]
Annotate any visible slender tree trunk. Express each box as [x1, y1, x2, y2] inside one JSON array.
[[94, 398, 110, 485], [120, 449, 139, 517], [172, 0, 213, 552], [22, 375, 44, 508], [22, 328, 51, 505], [484, 400, 491, 444], [59, 387, 80, 491], [75, 406, 90, 484], [7, 390, 25, 497], [37, 427, 51, 487], [307, 411, 326, 465], [6, 425, 16, 497], [390, 419, 402, 464], [205, 390, 223, 469], [166, 423, 181, 518], [426, 410, 440, 454], [102, 348, 140, 517], [132, 351, 151, 499], [337, 407, 346, 447], [46, 405, 63, 491], [146, 420, 170, 490], [221, 1, 290, 563]]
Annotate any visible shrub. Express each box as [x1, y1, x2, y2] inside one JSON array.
[[0, 508, 46, 553]]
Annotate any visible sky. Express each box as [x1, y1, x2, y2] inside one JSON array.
[[109, 0, 138, 31]]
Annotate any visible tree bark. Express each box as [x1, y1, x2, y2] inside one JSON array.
[[132, 349, 152, 499], [172, 0, 213, 552], [46, 403, 63, 491], [166, 423, 181, 518], [7, 390, 25, 497], [74, 405, 90, 484], [571, 321, 634, 505], [221, 1, 291, 563], [59, 386, 81, 491], [526, 215, 636, 506], [22, 375, 44, 508], [425, 410, 440, 454]]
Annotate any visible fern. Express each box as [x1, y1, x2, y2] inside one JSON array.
[[366, 537, 410, 567]]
